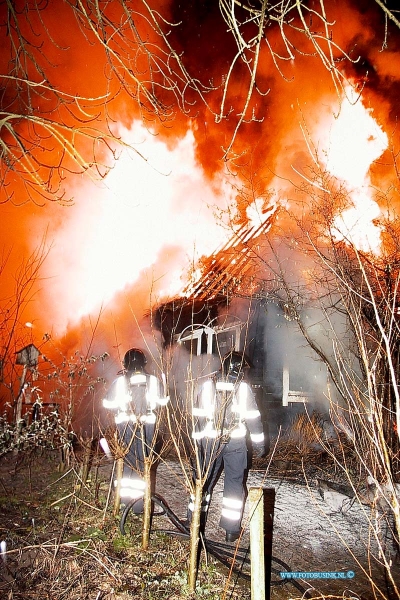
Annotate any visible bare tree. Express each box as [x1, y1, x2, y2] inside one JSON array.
[[242, 166, 400, 596], [0, 240, 49, 418], [0, 2, 152, 204], [162, 310, 260, 592], [2, 0, 400, 202]]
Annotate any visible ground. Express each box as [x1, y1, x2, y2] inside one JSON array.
[[0, 440, 399, 600], [153, 452, 400, 599]]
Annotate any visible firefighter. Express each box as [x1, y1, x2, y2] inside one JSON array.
[[188, 350, 265, 542], [102, 348, 169, 513]]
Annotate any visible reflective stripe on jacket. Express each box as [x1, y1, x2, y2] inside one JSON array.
[[192, 377, 264, 444], [103, 373, 169, 424]]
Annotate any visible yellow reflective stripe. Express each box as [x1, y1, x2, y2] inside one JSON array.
[[216, 381, 234, 391], [120, 478, 146, 490], [157, 396, 169, 406], [245, 409, 261, 419], [230, 427, 246, 438], [238, 381, 248, 406], [221, 498, 243, 521], [193, 428, 219, 439], [103, 398, 117, 409], [115, 412, 138, 424], [205, 430, 219, 438], [203, 421, 219, 437], [130, 374, 147, 384], [140, 413, 156, 424]]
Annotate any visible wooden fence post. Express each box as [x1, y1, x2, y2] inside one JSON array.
[[142, 457, 152, 550], [249, 487, 266, 600], [248, 486, 275, 600]]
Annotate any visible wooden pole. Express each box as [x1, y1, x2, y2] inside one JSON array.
[[249, 487, 266, 600], [13, 365, 28, 451]]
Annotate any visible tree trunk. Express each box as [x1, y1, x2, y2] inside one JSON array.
[[188, 478, 203, 591], [142, 457, 152, 549], [113, 457, 124, 517]]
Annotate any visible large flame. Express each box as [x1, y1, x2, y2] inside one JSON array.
[[38, 122, 236, 331], [31, 90, 391, 333], [0, 0, 398, 349], [321, 87, 388, 253]]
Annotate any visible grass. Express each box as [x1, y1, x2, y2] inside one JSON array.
[[2, 430, 397, 600], [0, 449, 250, 600]]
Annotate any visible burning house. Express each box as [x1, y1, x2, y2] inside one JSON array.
[[154, 209, 328, 432]]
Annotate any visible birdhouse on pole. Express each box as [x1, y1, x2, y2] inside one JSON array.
[[15, 344, 40, 369], [14, 344, 40, 426]]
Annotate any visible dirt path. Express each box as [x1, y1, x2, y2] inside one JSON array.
[[151, 460, 399, 599]]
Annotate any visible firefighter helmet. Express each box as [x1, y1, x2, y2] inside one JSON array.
[[123, 348, 147, 373], [221, 351, 251, 379]]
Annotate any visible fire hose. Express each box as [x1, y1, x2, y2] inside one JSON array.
[[119, 493, 311, 596]]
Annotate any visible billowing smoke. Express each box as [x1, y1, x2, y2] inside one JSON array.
[[1, 1, 400, 426]]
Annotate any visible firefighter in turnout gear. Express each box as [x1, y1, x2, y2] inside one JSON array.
[[102, 348, 169, 513], [188, 351, 265, 542]]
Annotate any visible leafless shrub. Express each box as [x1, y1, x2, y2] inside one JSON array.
[[250, 174, 400, 596]]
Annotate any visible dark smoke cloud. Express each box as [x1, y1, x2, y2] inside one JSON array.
[[1, 0, 400, 405]]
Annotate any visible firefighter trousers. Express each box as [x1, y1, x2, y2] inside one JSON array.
[[190, 436, 248, 534], [117, 422, 155, 513]]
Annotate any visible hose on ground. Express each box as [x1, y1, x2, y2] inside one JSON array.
[[119, 493, 311, 596]]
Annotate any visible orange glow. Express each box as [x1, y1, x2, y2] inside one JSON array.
[[0, 0, 399, 356], [14, 87, 395, 334], [320, 87, 388, 253], [38, 122, 236, 331], [246, 197, 276, 232]]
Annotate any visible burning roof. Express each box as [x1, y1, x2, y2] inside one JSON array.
[[183, 213, 274, 301], [154, 207, 274, 347], [0, 1, 399, 361]]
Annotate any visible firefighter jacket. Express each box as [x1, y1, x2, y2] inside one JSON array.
[[192, 376, 265, 449], [102, 372, 169, 425]]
